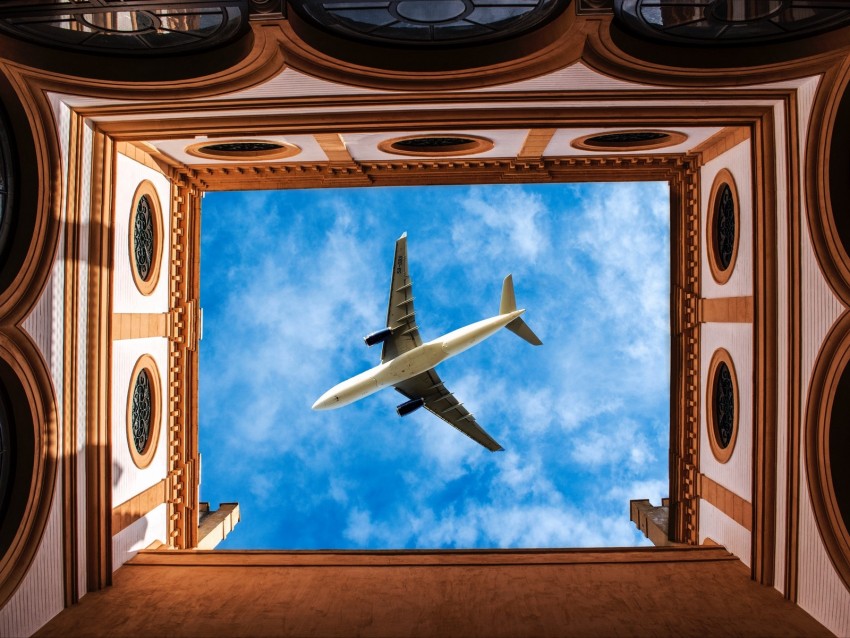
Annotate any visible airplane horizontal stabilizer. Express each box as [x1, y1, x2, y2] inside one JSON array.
[[506, 317, 542, 346]]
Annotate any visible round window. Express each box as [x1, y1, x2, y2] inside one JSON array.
[[126, 355, 161, 469], [185, 140, 301, 162], [378, 134, 494, 157], [707, 348, 738, 463], [570, 130, 687, 152], [707, 169, 740, 285], [129, 181, 163, 296]]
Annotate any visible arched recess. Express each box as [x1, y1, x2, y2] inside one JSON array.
[[806, 60, 850, 306], [607, 0, 850, 72], [0, 330, 59, 608], [805, 310, 850, 592], [277, 0, 582, 90], [0, 2, 255, 84], [0, 74, 61, 325]]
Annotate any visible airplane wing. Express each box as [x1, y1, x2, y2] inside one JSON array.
[[381, 232, 422, 362], [394, 369, 504, 452]]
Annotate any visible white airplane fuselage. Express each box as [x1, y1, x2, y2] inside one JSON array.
[[312, 309, 525, 410]]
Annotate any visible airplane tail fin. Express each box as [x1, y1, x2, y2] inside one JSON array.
[[500, 275, 543, 346], [499, 274, 517, 315]]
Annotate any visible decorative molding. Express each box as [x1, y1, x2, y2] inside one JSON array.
[[85, 128, 113, 592], [669, 158, 701, 545], [166, 177, 201, 550]]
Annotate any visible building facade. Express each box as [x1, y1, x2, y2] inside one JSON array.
[[0, 1, 847, 635]]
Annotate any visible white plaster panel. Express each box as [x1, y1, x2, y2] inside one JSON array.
[[112, 503, 168, 571], [343, 129, 527, 161], [151, 134, 327, 165], [700, 140, 754, 299], [0, 469, 65, 637], [210, 67, 387, 101], [699, 499, 752, 568], [797, 465, 850, 637], [700, 322, 753, 502], [464, 61, 656, 92], [546, 126, 721, 157], [794, 165, 849, 636], [112, 338, 169, 507], [113, 153, 170, 314]]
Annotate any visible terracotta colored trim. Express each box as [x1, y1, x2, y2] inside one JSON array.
[[751, 110, 778, 587], [698, 474, 753, 532], [189, 154, 698, 193], [125, 355, 162, 470], [166, 180, 202, 549], [112, 313, 169, 341], [115, 141, 167, 176], [669, 159, 702, 546], [705, 348, 740, 465], [111, 480, 167, 536], [697, 296, 753, 323], [784, 87, 803, 603], [61, 110, 83, 606], [706, 168, 741, 286], [690, 126, 751, 167], [129, 545, 737, 568], [89, 103, 777, 142], [314, 133, 355, 164], [518, 128, 556, 159], [85, 129, 114, 591]]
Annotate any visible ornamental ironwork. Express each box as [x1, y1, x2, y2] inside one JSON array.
[[0, 1, 247, 54], [715, 183, 735, 270], [393, 137, 476, 149], [713, 362, 734, 448], [584, 131, 668, 145], [131, 369, 152, 455], [201, 142, 285, 153], [133, 194, 155, 282], [292, 0, 566, 45], [615, 0, 850, 45]]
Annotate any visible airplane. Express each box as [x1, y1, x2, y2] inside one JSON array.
[[312, 232, 542, 451]]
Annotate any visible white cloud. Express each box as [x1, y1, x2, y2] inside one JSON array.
[[200, 183, 672, 551]]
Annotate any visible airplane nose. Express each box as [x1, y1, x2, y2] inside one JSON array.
[[312, 393, 339, 410]]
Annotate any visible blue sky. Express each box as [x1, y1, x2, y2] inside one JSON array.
[[198, 182, 670, 549]]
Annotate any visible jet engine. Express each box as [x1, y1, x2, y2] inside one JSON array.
[[396, 397, 425, 417], [364, 327, 393, 347]]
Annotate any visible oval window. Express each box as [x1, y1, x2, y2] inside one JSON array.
[[707, 169, 740, 285], [129, 181, 163, 296], [126, 355, 161, 469], [707, 348, 738, 463]]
